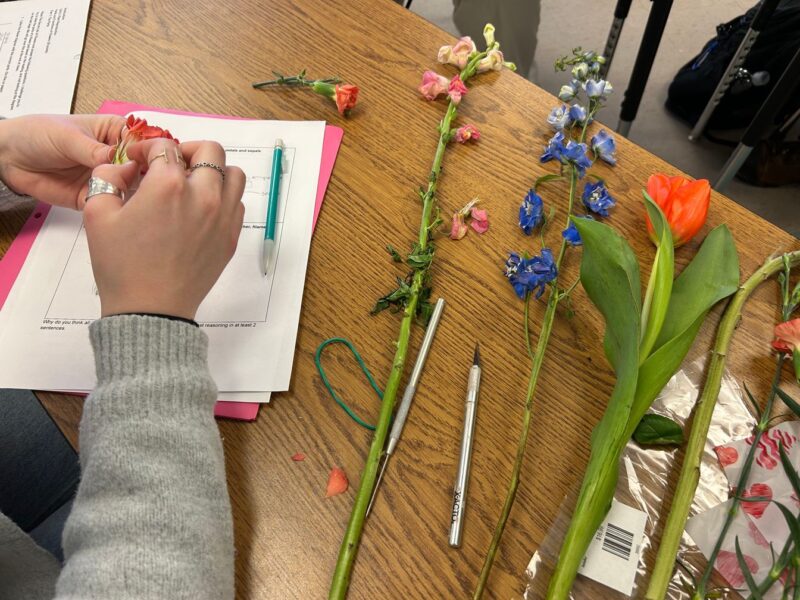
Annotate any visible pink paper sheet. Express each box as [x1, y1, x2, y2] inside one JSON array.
[[0, 101, 343, 421]]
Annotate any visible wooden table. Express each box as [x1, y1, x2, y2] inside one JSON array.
[[2, 0, 799, 597]]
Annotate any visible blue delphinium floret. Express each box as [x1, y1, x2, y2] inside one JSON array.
[[585, 79, 613, 99], [504, 249, 558, 299], [562, 140, 592, 178], [590, 129, 617, 165], [582, 180, 616, 216], [547, 105, 572, 130], [562, 215, 594, 246], [519, 189, 544, 235], [568, 104, 587, 124], [540, 131, 566, 163]]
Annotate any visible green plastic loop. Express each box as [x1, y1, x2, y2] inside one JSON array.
[[314, 337, 383, 430]]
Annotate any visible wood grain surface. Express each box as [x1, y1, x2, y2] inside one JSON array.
[[1, 0, 798, 597]]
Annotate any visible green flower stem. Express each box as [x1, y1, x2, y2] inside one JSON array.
[[328, 52, 486, 600], [692, 356, 783, 599], [645, 250, 800, 600], [473, 167, 578, 599]]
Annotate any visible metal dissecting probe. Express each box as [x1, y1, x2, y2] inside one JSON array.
[[365, 297, 446, 518]]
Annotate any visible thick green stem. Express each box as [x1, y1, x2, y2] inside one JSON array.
[[692, 356, 783, 598], [328, 53, 486, 599], [473, 168, 578, 598], [645, 250, 800, 600]]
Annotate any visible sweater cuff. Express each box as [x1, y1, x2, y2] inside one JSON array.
[[88, 315, 216, 416]]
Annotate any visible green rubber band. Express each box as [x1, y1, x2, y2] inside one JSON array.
[[314, 337, 383, 430]]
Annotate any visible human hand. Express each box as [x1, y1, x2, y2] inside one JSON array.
[[0, 114, 125, 210], [83, 139, 246, 320]]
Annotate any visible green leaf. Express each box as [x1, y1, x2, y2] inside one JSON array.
[[386, 245, 403, 263], [779, 442, 800, 500], [625, 225, 740, 437], [639, 192, 674, 362], [551, 218, 642, 591], [533, 173, 564, 191], [774, 502, 800, 559], [653, 225, 740, 350], [776, 386, 800, 419], [633, 413, 684, 446], [735, 537, 762, 598], [572, 217, 641, 374]]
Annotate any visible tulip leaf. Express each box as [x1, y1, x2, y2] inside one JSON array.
[[552, 218, 642, 589], [653, 225, 740, 351], [633, 413, 683, 446], [639, 192, 674, 362], [626, 225, 740, 435]]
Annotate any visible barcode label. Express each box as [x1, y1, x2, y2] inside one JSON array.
[[578, 500, 647, 597], [603, 523, 634, 560]]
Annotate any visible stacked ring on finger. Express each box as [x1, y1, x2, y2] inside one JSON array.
[[86, 176, 124, 201], [190, 161, 226, 182]]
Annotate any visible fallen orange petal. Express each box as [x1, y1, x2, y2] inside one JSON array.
[[326, 467, 349, 497], [291, 452, 306, 462]]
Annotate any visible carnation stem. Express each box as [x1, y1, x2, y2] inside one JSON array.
[[328, 52, 486, 600], [473, 168, 578, 599], [691, 356, 783, 599], [644, 250, 800, 600]]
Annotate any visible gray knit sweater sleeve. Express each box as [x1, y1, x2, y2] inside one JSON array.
[[55, 315, 234, 600]]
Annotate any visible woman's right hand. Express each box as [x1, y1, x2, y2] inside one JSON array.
[[82, 139, 246, 320]]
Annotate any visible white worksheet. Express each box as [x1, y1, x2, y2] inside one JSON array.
[[0, 0, 90, 116], [0, 112, 325, 393]]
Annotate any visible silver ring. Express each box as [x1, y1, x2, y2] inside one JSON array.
[[86, 177, 123, 201], [190, 161, 225, 182]]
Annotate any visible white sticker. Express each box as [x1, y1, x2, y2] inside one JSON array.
[[577, 499, 647, 597]]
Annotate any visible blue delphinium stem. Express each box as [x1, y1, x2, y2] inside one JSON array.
[[474, 167, 578, 599]]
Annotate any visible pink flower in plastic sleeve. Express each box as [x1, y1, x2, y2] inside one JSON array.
[[470, 207, 489, 234], [438, 36, 476, 69], [447, 75, 469, 105], [450, 212, 468, 240], [454, 124, 480, 143], [418, 70, 449, 101]]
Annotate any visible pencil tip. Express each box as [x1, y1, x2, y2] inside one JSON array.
[[473, 343, 481, 367]]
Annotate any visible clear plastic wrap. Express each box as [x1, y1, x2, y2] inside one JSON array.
[[524, 358, 757, 599]]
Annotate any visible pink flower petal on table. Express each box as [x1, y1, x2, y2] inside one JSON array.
[[291, 453, 306, 462], [716, 550, 759, 589], [470, 207, 489, 234], [450, 213, 468, 240], [326, 467, 349, 497]]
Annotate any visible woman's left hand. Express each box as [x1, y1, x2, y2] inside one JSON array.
[[0, 114, 125, 209]]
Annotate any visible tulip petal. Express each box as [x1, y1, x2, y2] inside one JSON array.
[[326, 467, 349, 497]]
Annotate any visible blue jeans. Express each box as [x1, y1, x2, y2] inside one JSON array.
[[0, 389, 80, 562]]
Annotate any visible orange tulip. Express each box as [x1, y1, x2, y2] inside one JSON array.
[[645, 174, 710, 247]]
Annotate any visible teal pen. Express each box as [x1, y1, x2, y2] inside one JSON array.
[[262, 139, 284, 275]]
